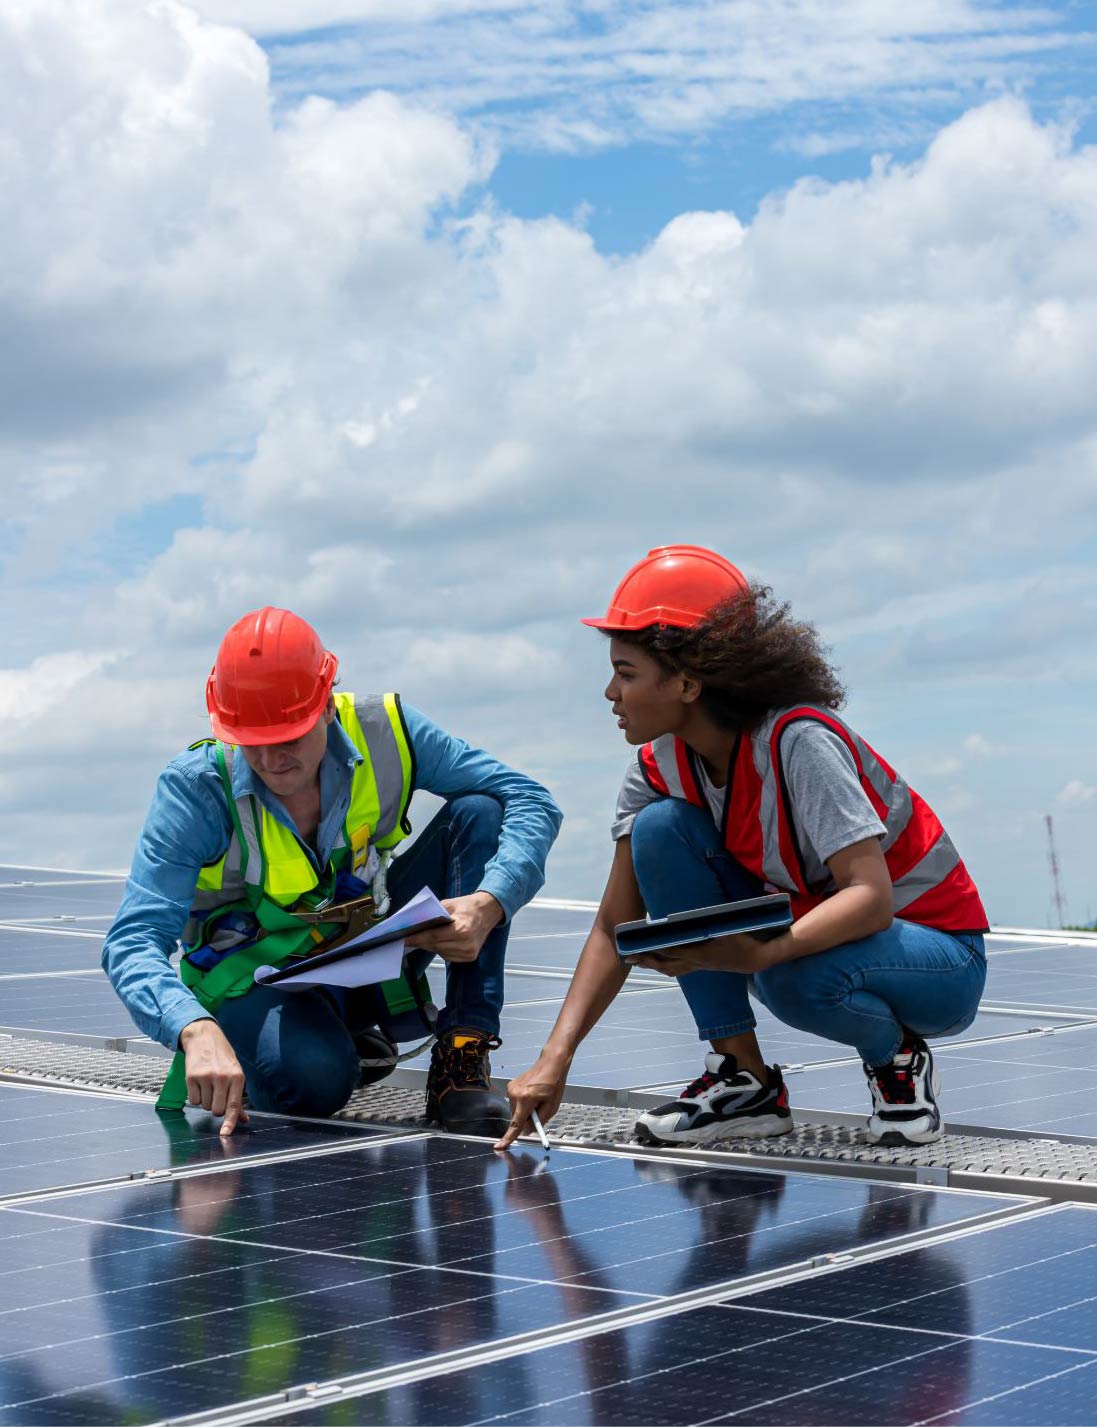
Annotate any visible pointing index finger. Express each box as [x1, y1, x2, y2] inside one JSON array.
[[220, 1081, 248, 1137]]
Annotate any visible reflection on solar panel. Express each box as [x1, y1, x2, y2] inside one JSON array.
[[5, 866, 1097, 1425], [0, 1084, 387, 1200], [345, 1210, 1097, 1427]]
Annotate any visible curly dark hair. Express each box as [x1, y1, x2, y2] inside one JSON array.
[[612, 581, 846, 731]]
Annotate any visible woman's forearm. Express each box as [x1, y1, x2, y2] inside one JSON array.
[[771, 882, 893, 964]]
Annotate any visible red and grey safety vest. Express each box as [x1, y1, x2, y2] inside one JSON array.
[[639, 705, 988, 932]]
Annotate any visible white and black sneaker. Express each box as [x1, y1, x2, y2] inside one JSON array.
[[865, 1034, 942, 1145], [634, 1053, 793, 1147]]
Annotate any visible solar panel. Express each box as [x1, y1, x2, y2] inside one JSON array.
[[256, 1206, 1097, 1427], [9, 873, 1097, 1427], [285, 1305, 1097, 1426], [0, 974, 140, 1040], [0, 882, 126, 924], [0, 927, 105, 975], [0, 866, 124, 885], [0, 1122, 1024, 1426], [0, 1083, 386, 1201]]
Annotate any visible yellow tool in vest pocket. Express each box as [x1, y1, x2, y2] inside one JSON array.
[[351, 822, 373, 877]]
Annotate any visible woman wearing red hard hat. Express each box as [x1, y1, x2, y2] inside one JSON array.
[[496, 547, 988, 1151]]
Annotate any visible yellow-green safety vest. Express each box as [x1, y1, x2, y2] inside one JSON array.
[[157, 691, 420, 1111]]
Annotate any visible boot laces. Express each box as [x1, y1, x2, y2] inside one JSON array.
[[682, 1068, 721, 1100], [870, 1045, 925, 1105], [436, 1032, 502, 1088]]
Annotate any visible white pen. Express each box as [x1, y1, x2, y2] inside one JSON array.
[[529, 1108, 551, 1151]]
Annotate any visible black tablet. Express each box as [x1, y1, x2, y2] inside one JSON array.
[[614, 892, 793, 959]]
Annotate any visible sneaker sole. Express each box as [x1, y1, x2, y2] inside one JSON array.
[[634, 1113, 793, 1147], [867, 1124, 945, 1146]]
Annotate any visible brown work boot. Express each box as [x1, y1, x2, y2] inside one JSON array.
[[426, 1028, 509, 1136]]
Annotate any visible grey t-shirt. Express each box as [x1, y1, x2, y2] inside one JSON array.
[[613, 721, 886, 891]]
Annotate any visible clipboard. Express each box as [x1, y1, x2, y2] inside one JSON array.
[[254, 886, 451, 989], [614, 892, 793, 960]]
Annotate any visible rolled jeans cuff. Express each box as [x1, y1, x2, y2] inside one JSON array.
[[694, 1016, 757, 1041]]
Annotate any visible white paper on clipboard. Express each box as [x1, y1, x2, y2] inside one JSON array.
[[254, 886, 449, 992]]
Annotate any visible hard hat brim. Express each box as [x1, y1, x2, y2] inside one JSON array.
[[580, 608, 698, 631], [207, 703, 330, 746]]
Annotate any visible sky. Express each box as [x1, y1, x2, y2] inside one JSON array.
[[2, 0, 1097, 926]]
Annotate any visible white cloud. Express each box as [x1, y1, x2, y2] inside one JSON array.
[[963, 733, 1006, 758], [2, 0, 1097, 924], [211, 0, 1092, 157], [1058, 779, 1097, 806], [0, 651, 122, 724]]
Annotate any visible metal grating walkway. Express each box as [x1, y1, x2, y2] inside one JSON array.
[[4, 1031, 1097, 1202]]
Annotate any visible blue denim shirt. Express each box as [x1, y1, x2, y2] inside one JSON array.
[[103, 703, 562, 1050]]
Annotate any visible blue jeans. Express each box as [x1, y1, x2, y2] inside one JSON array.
[[630, 799, 986, 1067], [217, 794, 510, 1116]]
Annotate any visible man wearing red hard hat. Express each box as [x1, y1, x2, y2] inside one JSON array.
[[497, 546, 987, 1152], [104, 607, 561, 1136]]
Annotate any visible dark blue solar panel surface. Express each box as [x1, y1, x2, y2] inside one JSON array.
[[0, 1084, 382, 1199], [0, 973, 139, 1039], [0, 867, 124, 886], [0, 1097, 1025, 1427], [286, 1313, 1097, 1426], [791, 1025, 1097, 1136], [290, 1208, 1097, 1426], [0, 926, 104, 974]]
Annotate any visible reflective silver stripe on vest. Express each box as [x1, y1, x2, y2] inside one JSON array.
[[354, 695, 408, 841], [179, 748, 261, 946], [891, 831, 961, 912], [844, 729, 915, 852], [218, 745, 264, 889], [750, 714, 799, 891], [649, 735, 686, 800], [879, 775, 913, 852]]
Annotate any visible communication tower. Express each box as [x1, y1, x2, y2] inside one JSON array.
[[1045, 813, 1068, 929]]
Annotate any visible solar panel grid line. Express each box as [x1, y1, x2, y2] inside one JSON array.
[[0, 1029, 138, 1051], [0, 915, 115, 924], [990, 927, 1097, 942], [285, 1310, 1097, 1427], [0, 1084, 1055, 1421], [11, 1134, 1024, 1272], [0, 878, 124, 889], [0, 924, 105, 940], [724, 1206, 1097, 1349], [0, 971, 111, 982], [686, 1332, 1094, 1427], [724, 1299, 1097, 1359], [0, 864, 125, 877], [7, 1129, 543, 1226], [968, 1005, 1091, 1021], [985, 940, 1095, 955], [0, 1127, 436, 1209], [748, 1015, 1097, 1076], [145, 1185, 1049, 1427], [914, 1359, 1097, 1427], [540, 1137, 1043, 1219], [3, 1201, 650, 1299]]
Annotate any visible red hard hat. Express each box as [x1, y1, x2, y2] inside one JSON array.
[[206, 607, 339, 745], [581, 545, 749, 632]]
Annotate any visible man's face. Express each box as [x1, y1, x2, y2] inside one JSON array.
[[238, 700, 334, 800]]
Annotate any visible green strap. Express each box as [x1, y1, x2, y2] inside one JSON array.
[[156, 1052, 191, 1113], [156, 940, 299, 1112]]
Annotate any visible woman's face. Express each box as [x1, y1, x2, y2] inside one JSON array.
[[605, 637, 691, 745]]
